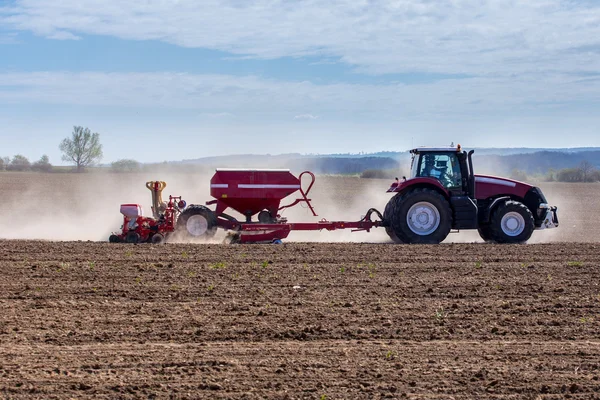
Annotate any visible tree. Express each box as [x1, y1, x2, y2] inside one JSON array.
[[556, 168, 583, 182], [578, 160, 596, 183], [32, 155, 53, 172], [59, 126, 103, 172], [7, 154, 31, 171], [0, 156, 6, 171], [111, 159, 140, 173]]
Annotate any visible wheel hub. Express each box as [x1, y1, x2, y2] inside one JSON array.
[[406, 202, 440, 236], [186, 215, 209, 236], [500, 211, 525, 236]]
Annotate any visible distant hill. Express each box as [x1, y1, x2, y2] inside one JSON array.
[[161, 147, 600, 176]]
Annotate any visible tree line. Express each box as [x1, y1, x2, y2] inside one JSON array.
[[1, 125, 137, 173], [510, 160, 600, 183]]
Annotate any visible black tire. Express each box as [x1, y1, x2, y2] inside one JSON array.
[[258, 210, 275, 223], [489, 200, 534, 244], [387, 188, 452, 244], [176, 205, 217, 239], [125, 231, 140, 244], [477, 224, 494, 242], [109, 234, 121, 243], [151, 233, 165, 244], [383, 196, 403, 243]]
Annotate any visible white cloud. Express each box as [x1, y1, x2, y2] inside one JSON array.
[[0, 71, 598, 118], [46, 30, 80, 40], [1, 0, 599, 77], [294, 114, 319, 120]]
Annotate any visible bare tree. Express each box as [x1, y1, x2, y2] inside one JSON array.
[[578, 160, 595, 183], [59, 126, 103, 172]]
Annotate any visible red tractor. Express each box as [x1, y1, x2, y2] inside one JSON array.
[[382, 145, 558, 244]]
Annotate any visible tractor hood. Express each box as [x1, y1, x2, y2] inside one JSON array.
[[474, 175, 532, 200]]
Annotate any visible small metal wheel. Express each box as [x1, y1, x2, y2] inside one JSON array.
[[125, 231, 140, 244], [109, 234, 121, 243], [151, 233, 165, 244]]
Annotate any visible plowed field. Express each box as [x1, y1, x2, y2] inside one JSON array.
[[1, 240, 600, 399]]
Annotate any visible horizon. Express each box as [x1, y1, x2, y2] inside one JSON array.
[[2, 1, 600, 165]]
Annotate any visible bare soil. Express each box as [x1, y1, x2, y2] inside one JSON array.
[[1, 240, 600, 399]]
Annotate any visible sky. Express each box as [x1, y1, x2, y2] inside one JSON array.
[[0, 0, 599, 164]]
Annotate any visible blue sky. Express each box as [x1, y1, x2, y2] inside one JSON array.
[[1, 0, 600, 164]]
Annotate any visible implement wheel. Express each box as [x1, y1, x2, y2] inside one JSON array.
[[125, 231, 140, 244], [387, 188, 452, 244], [176, 205, 218, 239]]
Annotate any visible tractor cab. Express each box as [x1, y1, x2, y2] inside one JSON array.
[[405, 145, 475, 197]]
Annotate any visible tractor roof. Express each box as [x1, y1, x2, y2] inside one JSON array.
[[410, 146, 461, 154]]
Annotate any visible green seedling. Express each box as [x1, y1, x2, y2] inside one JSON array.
[[434, 307, 448, 323], [125, 250, 133, 257], [56, 262, 70, 272], [181, 251, 189, 258], [385, 350, 397, 360], [340, 267, 346, 273], [88, 261, 95, 270], [209, 262, 226, 269], [475, 261, 482, 269], [568, 261, 583, 267], [207, 284, 215, 292], [261, 261, 270, 269]]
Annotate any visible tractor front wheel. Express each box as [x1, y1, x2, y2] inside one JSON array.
[[387, 188, 452, 244], [176, 205, 218, 240], [488, 200, 534, 243]]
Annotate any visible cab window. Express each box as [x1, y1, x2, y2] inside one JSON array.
[[418, 153, 462, 189]]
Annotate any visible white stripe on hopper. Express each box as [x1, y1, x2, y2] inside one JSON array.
[[210, 184, 229, 188], [238, 184, 301, 189]]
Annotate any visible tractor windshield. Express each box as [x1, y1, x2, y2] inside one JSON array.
[[417, 152, 462, 189]]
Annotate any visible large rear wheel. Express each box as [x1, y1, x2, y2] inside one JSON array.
[[176, 205, 218, 240], [387, 188, 452, 244], [489, 200, 534, 243], [383, 195, 403, 243], [477, 224, 493, 242]]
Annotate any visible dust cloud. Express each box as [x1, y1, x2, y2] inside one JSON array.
[[0, 170, 214, 242]]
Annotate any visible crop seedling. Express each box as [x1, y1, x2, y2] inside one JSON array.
[[135, 276, 142, 285], [434, 307, 448, 324], [56, 262, 70, 272], [181, 251, 189, 258], [207, 284, 215, 292], [475, 261, 482, 269], [567, 261, 583, 267], [125, 250, 133, 257], [88, 261, 95, 270], [340, 266, 346, 273], [261, 260, 270, 269], [209, 262, 226, 269], [188, 271, 197, 278], [385, 350, 397, 360]]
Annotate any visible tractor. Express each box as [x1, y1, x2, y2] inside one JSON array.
[[382, 145, 559, 244]]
